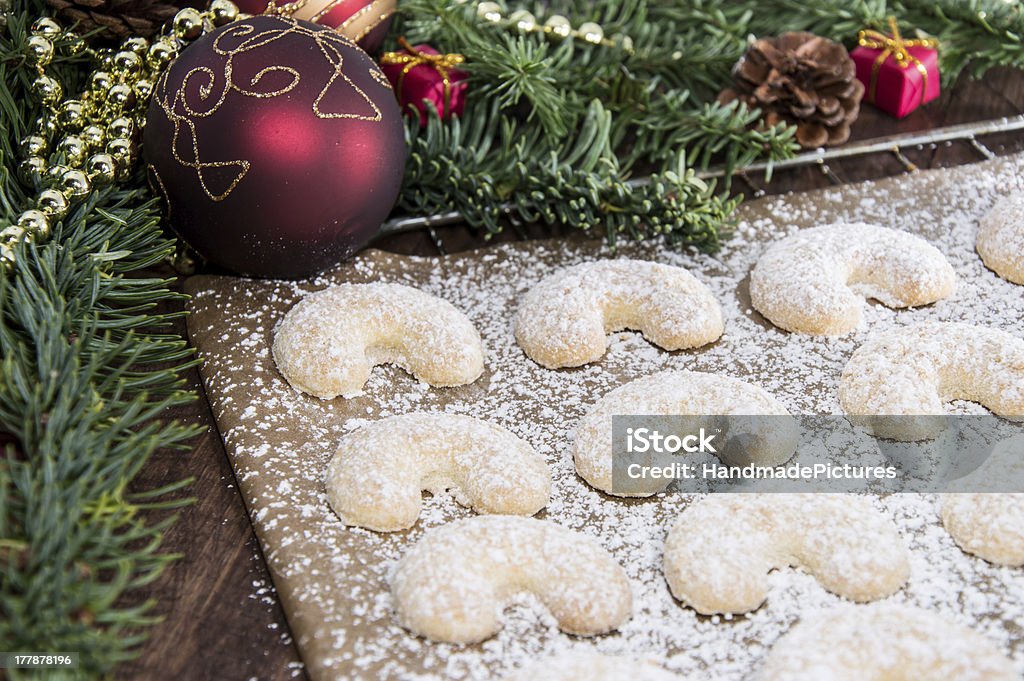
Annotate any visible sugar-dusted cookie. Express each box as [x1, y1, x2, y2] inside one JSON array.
[[758, 603, 1018, 681], [503, 652, 684, 681], [272, 283, 484, 399], [941, 493, 1024, 566], [514, 259, 723, 369], [839, 322, 1024, 441], [573, 370, 795, 497], [977, 194, 1024, 284], [325, 413, 551, 532], [750, 223, 956, 335], [663, 494, 909, 615], [391, 516, 632, 643]]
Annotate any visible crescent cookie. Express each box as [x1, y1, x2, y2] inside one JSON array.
[[573, 370, 795, 497], [503, 652, 685, 681], [750, 223, 956, 335], [325, 413, 551, 532], [272, 283, 484, 399], [941, 493, 1024, 566], [977, 193, 1024, 284], [390, 516, 632, 644], [514, 259, 723, 369], [663, 494, 909, 615], [757, 603, 1018, 681], [839, 322, 1024, 440]]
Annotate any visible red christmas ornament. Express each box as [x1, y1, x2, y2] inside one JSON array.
[[232, 0, 395, 53], [380, 39, 468, 126], [143, 15, 406, 279]]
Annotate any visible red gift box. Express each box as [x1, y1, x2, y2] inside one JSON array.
[[851, 19, 939, 118], [380, 39, 467, 127]]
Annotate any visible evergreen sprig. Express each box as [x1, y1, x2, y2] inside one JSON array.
[[393, 0, 802, 249], [0, 187, 201, 677], [392, 0, 1024, 245], [0, 0, 199, 676], [400, 99, 739, 245]]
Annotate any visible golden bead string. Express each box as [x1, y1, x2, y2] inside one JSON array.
[[474, 2, 633, 53], [3, 0, 243, 271]]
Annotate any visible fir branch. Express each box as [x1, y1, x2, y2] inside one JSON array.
[[395, 0, 799, 233], [396, 0, 583, 137], [621, 95, 800, 173], [401, 99, 737, 249], [630, 1, 753, 100], [914, 0, 1024, 81], [0, 0, 198, 675], [460, 36, 574, 138]]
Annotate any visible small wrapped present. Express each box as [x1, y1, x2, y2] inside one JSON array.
[[380, 39, 467, 126], [851, 17, 939, 118]]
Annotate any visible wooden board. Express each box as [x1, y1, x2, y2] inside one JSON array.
[[184, 154, 1024, 680]]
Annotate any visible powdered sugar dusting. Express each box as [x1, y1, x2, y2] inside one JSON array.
[[977, 193, 1024, 285], [663, 495, 909, 616], [749, 223, 956, 334], [503, 650, 685, 680], [272, 282, 484, 399], [758, 602, 1018, 680], [325, 413, 550, 532], [839, 321, 1024, 440], [186, 154, 1024, 680], [513, 259, 723, 368], [391, 516, 632, 644]]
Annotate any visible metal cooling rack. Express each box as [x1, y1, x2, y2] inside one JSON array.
[[375, 113, 1024, 253]]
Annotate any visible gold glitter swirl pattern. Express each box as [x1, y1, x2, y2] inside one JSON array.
[[367, 66, 390, 88], [151, 16, 392, 202]]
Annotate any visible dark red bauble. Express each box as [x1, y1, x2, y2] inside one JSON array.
[[231, 0, 395, 54], [144, 15, 406, 279]]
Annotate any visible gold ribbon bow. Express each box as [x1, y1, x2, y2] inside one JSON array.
[[858, 16, 938, 105], [380, 37, 466, 111]]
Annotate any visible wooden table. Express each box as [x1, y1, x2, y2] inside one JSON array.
[[122, 67, 1024, 680]]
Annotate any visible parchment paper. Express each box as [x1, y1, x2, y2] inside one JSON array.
[[186, 154, 1024, 681]]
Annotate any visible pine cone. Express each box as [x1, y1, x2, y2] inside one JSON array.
[[46, 0, 183, 38], [720, 32, 864, 148]]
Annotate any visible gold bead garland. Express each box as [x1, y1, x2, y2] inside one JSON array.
[[474, 1, 633, 53], [2, 1, 242, 271]]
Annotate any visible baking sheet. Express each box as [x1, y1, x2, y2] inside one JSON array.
[[186, 155, 1024, 680]]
